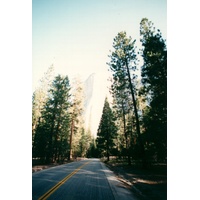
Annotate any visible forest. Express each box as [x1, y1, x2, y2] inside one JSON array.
[[32, 18, 167, 168]]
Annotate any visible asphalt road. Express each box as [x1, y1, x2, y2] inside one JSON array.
[[32, 158, 137, 200]]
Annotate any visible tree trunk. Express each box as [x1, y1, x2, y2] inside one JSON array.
[[55, 113, 61, 162], [69, 118, 74, 160], [107, 148, 110, 161], [47, 101, 58, 163], [106, 132, 110, 162], [125, 60, 146, 167], [122, 101, 131, 165], [125, 60, 141, 136]]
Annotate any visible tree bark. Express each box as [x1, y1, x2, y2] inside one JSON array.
[[125, 60, 141, 137], [125, 59, 146, 167], [69, 118, 74, 160], [122, 101, 131, 165]]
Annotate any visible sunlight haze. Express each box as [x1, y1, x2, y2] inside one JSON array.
[[33, 0, 166, 89], [32, 0, 167, 136]]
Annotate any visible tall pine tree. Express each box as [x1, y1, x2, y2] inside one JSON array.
[[140, 18, 167, 162], [107, 31, 145, 165]]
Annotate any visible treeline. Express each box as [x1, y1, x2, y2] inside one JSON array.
[[32, 67, 92, 164], [32, 17, 167, 167], [96, 18, 167, 167]]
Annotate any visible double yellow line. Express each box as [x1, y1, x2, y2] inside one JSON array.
[[38, 161, 91, 200]]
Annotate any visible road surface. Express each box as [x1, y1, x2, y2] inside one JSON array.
[[32, 158, 137, 200]]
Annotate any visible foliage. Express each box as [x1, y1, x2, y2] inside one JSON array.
[[140, 18, 167, 162], [32, 65, 54, 143], [32, 75, 71, 163], [32, 18, 167, 167], [105, 19, 167, 166], [107, 31, 145, 165], [68, 76, 86, 159], [32, 74, 93, 164], [96, 98, 118, 161], [78, 128, 92, 157]]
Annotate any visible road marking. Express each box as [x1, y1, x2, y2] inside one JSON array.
[[38, 161, 91, 200]]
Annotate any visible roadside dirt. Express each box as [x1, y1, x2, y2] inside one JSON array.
[[105, 162, 167, 200], [32, 163, 63, 173], [32, 158, 85, 173]]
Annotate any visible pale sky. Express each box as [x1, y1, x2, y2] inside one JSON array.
[[32, 0, 167, 136], [32, 0, 167, 90]]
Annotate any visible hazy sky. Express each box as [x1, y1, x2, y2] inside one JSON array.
[[32, 0, 167, 136], [32, 0, 167, 90]]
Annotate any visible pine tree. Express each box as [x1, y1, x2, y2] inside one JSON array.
[[96, 98, 117, 161], [33, 74, 71, 163], [110, 76, 133, 165], [140, 18, 167, 162], [32, 65, 54, 145], [108, 31, 145, 164]]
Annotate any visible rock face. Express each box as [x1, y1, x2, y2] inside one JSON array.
[[83, 73, 107, 138], [84, 73, 95, 114]]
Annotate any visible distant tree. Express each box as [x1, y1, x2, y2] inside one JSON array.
[[68, 77, 85, 160], [87, 138, 99, 158], [96, 98, 117, 161], [32, 90, 45, 144], [78, 128, 92, 157], [140, 18, 167, 162], [32, 65, 54, 145]]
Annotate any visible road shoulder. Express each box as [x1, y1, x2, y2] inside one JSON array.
[[100, 162, 138, 200]]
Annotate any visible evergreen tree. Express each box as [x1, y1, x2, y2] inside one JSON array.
[[140, 18, 167, 162], [78, 128, 92, 157], [87, 138, 99, 158], [107, 31, 145, 165], [32, 65, 54, 145], [110, 77, 133, 165], [68, 77, 85, 160], [33, 75, 71, 163], [96, 98, 117, 161]]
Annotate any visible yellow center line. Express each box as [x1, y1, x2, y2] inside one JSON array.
[[38, 161, 91, 200]]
